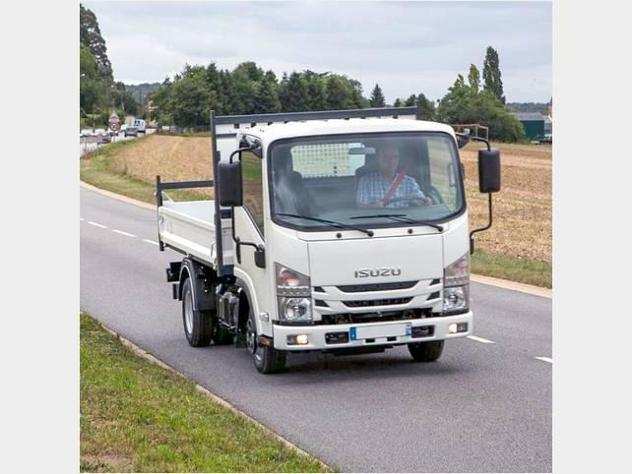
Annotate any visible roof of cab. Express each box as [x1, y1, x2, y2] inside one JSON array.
[[238, 118, 455, 144]]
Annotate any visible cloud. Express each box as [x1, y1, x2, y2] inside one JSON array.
[[85, 0, 551, 102]]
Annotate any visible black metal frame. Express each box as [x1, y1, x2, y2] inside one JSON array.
[[213, 106, 421, 126], [461, 135, 496, 254]]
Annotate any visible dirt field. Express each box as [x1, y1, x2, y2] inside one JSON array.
[[105, 134, 551, 263], [461, 142, 551, 263], [108, 135, 215, 198]]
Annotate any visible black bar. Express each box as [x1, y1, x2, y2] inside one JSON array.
[[213, 106, 419, 125], [211, 110, 228, 277], [156, 179, 213, 191]]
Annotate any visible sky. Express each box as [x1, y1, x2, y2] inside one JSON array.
[[85, 1, 552, 103]]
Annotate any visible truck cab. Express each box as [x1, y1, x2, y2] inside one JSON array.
[[156, 107, 500, 373]]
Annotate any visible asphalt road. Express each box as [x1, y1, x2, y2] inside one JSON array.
[[80, 187, 552, 472]]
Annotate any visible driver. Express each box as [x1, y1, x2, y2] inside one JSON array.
[[356, 145, 432, 208]]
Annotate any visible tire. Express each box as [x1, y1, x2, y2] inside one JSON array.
[[245, 310, 286, 374], [182, 278, 212, 347], [408, 340, 444, 362]]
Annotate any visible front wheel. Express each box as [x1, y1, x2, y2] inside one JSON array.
[[408, 340, 444, 362], [246, 312, 286, 374]]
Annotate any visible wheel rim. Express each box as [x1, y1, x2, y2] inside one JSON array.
[[246, 318, 263, 364], [246, 318, 256, 354], [184, 290, 194, 335]]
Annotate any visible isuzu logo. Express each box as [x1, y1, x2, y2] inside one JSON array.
[[354, 268, 402, 278]]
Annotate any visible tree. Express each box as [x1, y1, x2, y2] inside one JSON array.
[[325, 75, 351, 110], [436, 73, 523, 141], [404, 94, 417, 106], [467, 64, 480, 93], [416, 93, 435, 120], [302, 70, 328, 111], [279, 72, 309, 112], [482, 46, 505, 104], [393, 98, 403, 107], [253, 71, 281, 113], [369, 84, 385, 107], [80, 4, 113, 82]]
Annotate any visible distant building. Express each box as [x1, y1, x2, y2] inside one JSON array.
[[513, 112, 545, 140]]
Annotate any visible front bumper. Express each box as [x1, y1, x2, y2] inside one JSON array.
[[272, 311, 473, 351]]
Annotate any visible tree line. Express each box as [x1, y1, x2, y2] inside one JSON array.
[[150, 46, 524, 141], [80, 4, 139, 127], [149, 63, 369, 127]]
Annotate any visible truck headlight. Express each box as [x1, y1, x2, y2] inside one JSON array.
[[275, 263, 312, 321], [278, 297, 312, 321], [443, 253, 469, 313]]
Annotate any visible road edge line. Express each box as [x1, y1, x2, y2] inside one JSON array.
[[95, 319, 331, 471], [80, 181, 552, 298]]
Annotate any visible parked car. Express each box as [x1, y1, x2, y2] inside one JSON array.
[[133, 118, 146, 133], [124, 127, 138, 137]]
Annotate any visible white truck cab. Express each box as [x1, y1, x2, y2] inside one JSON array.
[[156, 107, 500, 373]]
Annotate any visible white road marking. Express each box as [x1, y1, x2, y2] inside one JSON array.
[[112, 229, 137, 238], [535, 356, 553, 364], [467, 335, 495, 344], [142, 239, 159, 246], [88, 221, 107, 229]]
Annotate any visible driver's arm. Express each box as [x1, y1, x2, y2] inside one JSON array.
[[406, 177, 433, 205]]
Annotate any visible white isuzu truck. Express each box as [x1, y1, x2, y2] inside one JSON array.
[[155, 106, 500, 373]]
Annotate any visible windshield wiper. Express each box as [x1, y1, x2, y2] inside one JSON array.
[[350, 214, 444, 232], [277, 213, 374, 237]]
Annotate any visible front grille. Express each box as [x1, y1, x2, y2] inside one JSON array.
[[336, 280, 418, 293], [319, 308, 431, 325], [343, 297, 412, 308]]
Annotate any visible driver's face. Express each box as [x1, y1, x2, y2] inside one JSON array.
[[378, 147, 400, 175]]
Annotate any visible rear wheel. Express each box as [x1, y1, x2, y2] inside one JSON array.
[[182, 278, 212, 347], [408, 340, 444, 362], [246, 311, 286, 374]]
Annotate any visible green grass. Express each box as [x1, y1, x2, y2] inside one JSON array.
[[80, 313, 329, 473], [81, 140, 551, 288], [81, 139, 208, 203], [471, 249, 551, 288]]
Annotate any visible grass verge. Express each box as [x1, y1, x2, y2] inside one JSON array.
[[80, 139, 208, 203], [471, 249, 551, 288], [81, 140, 551, 288], [80, 313, 329, 473]]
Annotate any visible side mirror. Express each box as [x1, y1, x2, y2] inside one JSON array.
[[478, 149, 501, 193], [217, 161, 242, 206]]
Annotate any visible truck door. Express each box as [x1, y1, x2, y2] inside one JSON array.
[[233, 150, 268, 316]]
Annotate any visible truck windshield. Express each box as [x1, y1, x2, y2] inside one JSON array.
[[269, 132, 464, 231]]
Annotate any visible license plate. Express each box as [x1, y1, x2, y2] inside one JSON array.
[[349, 323, 412, 341]]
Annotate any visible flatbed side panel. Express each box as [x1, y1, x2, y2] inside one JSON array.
[[158, 200, 234, 267]]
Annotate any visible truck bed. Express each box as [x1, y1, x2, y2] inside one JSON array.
[[158, 200, 232, 266]]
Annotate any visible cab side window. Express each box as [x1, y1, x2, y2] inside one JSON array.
[[240, 150, 265, 236]]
